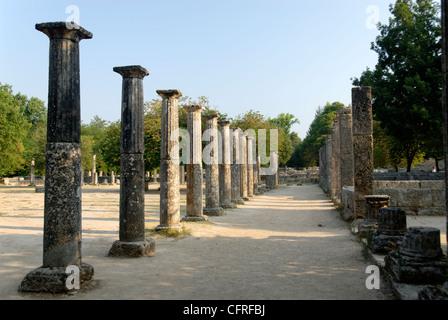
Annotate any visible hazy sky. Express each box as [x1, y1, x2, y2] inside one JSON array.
[[0, 0, 394, 139]]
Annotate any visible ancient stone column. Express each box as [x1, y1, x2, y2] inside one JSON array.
[[110, 171, 116, 185], [156, 90, 182, 231], [385, 227, 448, 284], [92, 155, 97, 185], [218, 120, 235, 209], [240, 132, 249, 201], [203, 114, 224, 216], [358, 195, 390, 237], [247, 137, 255, 197], [153, 169, 158, 183], [231, 129, 244, 204], [352, 87, 374, 219], [29, 158, 36, 187], [338, 106, 354, 198], [274, 151, 279, 187], [331, 118, 340, 201], [19, 22, 93, 293], [369, 207, 407, 253], [256, 155, 263, 194], [182, 105, 208, 222], [108, 65, 155, 257], [180, 165, 185, 184], [266, 150, 276, 189]]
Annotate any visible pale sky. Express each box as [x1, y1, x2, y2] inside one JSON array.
[[0, 0, 394, 139]]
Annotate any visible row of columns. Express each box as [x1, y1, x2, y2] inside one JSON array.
[[18, 21, 278, 294], [319, 87, 372, 221]]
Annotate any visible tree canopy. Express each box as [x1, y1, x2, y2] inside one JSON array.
[[352, 0, 443, 171]]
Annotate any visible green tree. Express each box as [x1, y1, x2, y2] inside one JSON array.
[[13, 92, 47, 176], [100, 120, 121, 173], [292, 102, 342, 167], [353, 0, 442, 172], [0, 83, 32, 176]]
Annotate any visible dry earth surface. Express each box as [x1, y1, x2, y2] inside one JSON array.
[[0, 183, 446, 300]]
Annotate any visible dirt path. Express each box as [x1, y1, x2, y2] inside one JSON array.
[[2, 183, 444, 300]]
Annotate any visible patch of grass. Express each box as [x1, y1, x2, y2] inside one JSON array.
[[145, 224, 192, 240]]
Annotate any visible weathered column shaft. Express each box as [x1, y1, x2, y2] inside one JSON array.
[[20, 22, 93, 293], [247, 137, 254, 197], [203, 115, 225, 216], [352, 87, 374, 219], [240, 132, 248, 200], [183, 106, 207, 221], [30, 159, 35, 186], [231, 129, 243, 204], [157, 90, 182, 230], [338, 107, 354, 190], [108, 66, 155, 257], [331, 118, 341, 201], [219, 121, 235, 209]]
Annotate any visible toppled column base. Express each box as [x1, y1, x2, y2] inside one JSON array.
[[108, 238, 155, 258], [369, 232, 404, 253], [385, 251, 448, 284], [19, 263, 94, 293], [384, 227, 448, 285]]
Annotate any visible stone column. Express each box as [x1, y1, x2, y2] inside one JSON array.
[[218, 121, 235, 209], [247, 137, 255, 197], [108, 65, 155, 257], [240, 132, 249, 201], [110, 171, 116, 185], [203, 114, 225, 216], [92, 155, 97, 185], [156, 90, 182, 231], [253, 156, 259, 195], [231, 129, 244, 204], [325, 135, 333, 195], [182, 105, 208, 222], [19, 22, 93, 293], [352, 87, 374, 219], [180, 165, 185, 184], [29, 159, 36, 187], [266, 150, 276, 189], [256, 155, 263, 193], [338, 107, 354, 191], [153, 169, 158, 183], [275, 151, 279, 187], [358, 195, 390, 237], [370, 207, 407, 253], [385, 227, 448, 284], [331, 118, 340, 201]]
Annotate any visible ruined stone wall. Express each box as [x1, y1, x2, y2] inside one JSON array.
[[278, 167, 319, 184], [340, 180, 446, 218]]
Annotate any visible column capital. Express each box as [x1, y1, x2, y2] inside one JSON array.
[[113, 65, 149, 79], [185, 105, 203, 113], [157, 89, 182, 100], [218, 120, 231, 127], [36, 21, 93, 41], [204, 113, 219, 120]]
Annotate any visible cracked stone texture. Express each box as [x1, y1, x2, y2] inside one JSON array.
[[43, 142, 82, 267]]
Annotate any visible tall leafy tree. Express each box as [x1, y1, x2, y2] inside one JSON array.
[[291, 102, 342, 167], [353, 0, 442, 172], [0, 83, 31, 176]]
